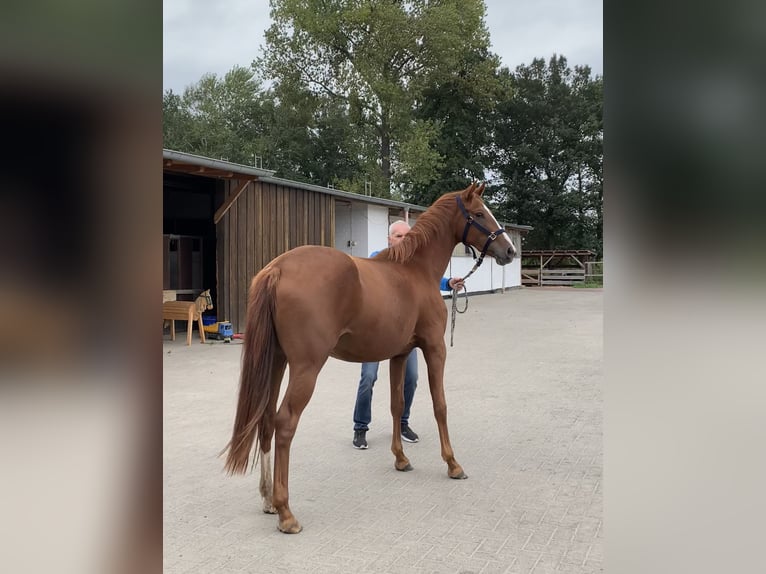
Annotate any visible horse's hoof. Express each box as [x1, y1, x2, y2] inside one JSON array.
[[449, 470, 468, 479], [277, 518, 303, 534], [396, 462, 413, 472]]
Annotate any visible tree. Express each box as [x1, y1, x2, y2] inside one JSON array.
[[162, 66, 267, 166], [492, 55, 603, 253], [258, 78, 366, 186], [406, 47, 502, 205], [259, 0, 492, 197], [162, 90, 195, 152], [162, 65, 368, 186]]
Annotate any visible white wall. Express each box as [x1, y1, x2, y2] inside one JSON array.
[[348, 203, 388, 257], [366, 205, 390, 256], [444, 253, 521, 294], [334, 202, 353, 254]]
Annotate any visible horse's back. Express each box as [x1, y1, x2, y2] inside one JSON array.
[[269, 245, 359, 284]]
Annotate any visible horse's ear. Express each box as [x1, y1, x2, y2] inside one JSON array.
[[461, 181, 485, 202], [461, 181, 477, 201]]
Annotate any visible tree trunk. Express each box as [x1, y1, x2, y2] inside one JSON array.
[[379, 112, 391, 198], [577, 167, 585, 247]]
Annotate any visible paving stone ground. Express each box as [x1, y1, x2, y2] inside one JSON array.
[[164, 287, 603, 574]]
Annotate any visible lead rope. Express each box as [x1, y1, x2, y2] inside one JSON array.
[[449, 285, 469, 347], [449, 253, 484, 347]]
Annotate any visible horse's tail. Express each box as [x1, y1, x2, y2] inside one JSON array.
[[222, 266, 281, 475]]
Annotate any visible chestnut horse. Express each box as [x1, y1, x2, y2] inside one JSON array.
[[223, 182, 516, 533]]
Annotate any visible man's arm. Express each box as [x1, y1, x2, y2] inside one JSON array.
[[440, 277, 465, 291]]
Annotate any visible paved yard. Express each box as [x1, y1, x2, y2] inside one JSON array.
[[164, 287, 603, 573]]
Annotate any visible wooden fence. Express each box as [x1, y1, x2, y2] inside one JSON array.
[[521, 250, 602, 287], [585, 261, 604, 284]]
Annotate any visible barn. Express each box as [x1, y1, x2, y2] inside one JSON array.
[[163, 149, 530, 332]]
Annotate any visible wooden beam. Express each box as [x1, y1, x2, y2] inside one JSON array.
[[214, 179, 253, 224]]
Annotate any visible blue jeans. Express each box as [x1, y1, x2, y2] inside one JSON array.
[[353, 349, 418, 431]]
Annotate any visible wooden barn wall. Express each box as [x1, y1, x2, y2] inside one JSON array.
[[216, 180, 335, 332]]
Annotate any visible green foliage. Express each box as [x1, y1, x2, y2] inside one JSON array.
[[405, 47, 502, 205], [492, 55, 603, 254], [162, 91, 195, 151], [573, 280, 603, 288], [162, 67, 267, 165], [161, 14, 602, 255], [258, 0, 492, 195], [393, 119, 444, 191], [162, 66, 364, 187]]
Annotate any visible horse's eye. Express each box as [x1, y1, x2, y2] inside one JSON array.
[[475, 212, 484, 218]]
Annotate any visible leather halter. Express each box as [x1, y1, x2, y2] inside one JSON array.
[[456, 195, 506, 280]]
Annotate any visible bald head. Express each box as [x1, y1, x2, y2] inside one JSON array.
[[388, 220, 410, 247]]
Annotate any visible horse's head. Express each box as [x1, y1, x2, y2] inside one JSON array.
[[198, 289, 214, 311], [455, 182, 517, 265]]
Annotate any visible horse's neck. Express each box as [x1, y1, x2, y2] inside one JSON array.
[[410, 224, 456, 283]]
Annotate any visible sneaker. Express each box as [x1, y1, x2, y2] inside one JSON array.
[[353, 430, 368, 449], [400, 424, 419, 443]]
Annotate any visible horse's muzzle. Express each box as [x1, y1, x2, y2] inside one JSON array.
[[492, 243, 516, 265]]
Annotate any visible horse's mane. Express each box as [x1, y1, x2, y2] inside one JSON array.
[[381, 192, 458, 264]]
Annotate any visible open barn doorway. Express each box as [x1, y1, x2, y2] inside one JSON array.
[[163, 172, 218, 308]]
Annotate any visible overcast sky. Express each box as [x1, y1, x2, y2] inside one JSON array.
[[163, 0, 602, 94]]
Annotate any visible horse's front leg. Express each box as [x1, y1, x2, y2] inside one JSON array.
[[389, 354, 412, 471], [422, 341, 467, 479]]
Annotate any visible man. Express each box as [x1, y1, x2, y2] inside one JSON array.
[[352, 220, 464, 449]]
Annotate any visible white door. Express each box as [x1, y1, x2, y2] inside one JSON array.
[[334, 201, 353, 254]]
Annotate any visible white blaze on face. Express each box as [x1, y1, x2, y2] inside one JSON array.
[[481, 201, 517, 258]]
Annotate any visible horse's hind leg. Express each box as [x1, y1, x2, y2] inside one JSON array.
[[272, 363, 321, 534], [259, 351, 286, 515], [389, 354, 412, 471], [259, 450, 275, 514]]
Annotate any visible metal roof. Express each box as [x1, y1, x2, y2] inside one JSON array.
[[163, 149, 532, 231]]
